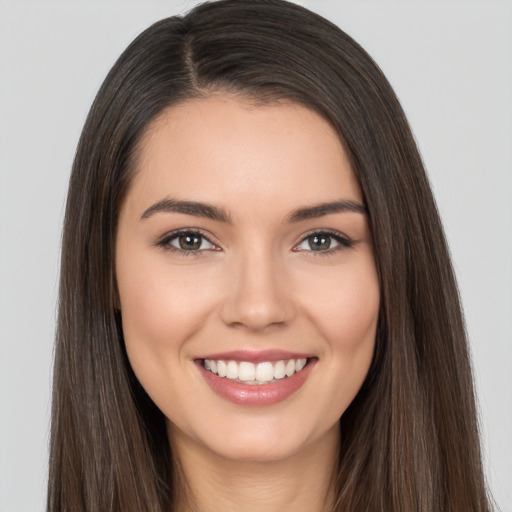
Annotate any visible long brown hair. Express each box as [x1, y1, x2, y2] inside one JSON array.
[[48, 1, 492, 510]]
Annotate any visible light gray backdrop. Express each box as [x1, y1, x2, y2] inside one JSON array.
[[0, 1, 511, 511]]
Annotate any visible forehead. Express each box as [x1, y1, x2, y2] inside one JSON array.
[[125, 95, 361, 219]]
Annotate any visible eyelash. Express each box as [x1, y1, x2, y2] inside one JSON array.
[[156, 229, 218, 257], [156, 228, 354, 256], [293, 229, 354, 255]]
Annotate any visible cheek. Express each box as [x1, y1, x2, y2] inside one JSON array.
[[324, 277, 379, 347], [116, 249, 224, 385], [116, 258, 217, 422], [329, 285, 378, 378], [118, 231, 219, 328], [299, 256, 380, 347], [316, 268, 379, 419], [117, 263, 174, 398], [120, 266, 207, 341], [297, 254, 380, 399]]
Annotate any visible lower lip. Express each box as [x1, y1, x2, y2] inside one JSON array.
[[197, 359, 316, 406]]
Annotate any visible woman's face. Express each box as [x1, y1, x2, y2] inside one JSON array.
[[116, 96, 380, 462]]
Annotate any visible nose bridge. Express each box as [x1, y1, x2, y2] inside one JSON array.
[[220, 243, 294, 331]]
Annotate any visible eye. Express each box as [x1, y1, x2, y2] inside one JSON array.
[[294, 230, 353, 253], [157, 230, 218, 253]]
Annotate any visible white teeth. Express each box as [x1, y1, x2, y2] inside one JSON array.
[[285, 359, 295, 377], [273, 360, 285, 379], [238, 361, 256, 381], [217, 360, 227, 378], [226, 360, 238, 379], [203, 357, 309, 384], [256, 362, 274, 382]]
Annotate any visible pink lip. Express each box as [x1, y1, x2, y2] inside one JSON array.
[[196, 356, 317, 407], [197, 349, 314, 363]]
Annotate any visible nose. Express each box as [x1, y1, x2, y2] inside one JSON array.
[[219, 248, 296, 332]]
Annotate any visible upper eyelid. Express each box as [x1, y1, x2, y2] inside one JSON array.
[[158, 228, 215, 243], [295, 228, 351, 243]]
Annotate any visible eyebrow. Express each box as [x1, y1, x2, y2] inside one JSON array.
[[141, 198, 232, 223], [286, 200, 368, 222], [140, 197, 367, 223]]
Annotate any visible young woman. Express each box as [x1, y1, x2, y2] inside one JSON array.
[[47, 1, 493, 510]]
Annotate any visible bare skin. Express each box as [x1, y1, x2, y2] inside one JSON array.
[[116, 95, 379, 511], [170, 420, 339, 512]]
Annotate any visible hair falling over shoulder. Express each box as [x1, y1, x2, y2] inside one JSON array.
[[47, 1, 494, 510]]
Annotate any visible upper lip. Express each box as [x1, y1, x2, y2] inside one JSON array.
[[196, 349, 315, 363]]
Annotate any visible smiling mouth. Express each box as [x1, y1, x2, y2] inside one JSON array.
[[202, 358, 309, 385]]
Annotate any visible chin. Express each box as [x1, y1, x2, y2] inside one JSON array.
[[169, 412, 337, 465], [215, 433, 302, 463]]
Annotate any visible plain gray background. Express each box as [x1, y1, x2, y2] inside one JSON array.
[[0, 1, 511, 511]]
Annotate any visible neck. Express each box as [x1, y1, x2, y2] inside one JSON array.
[[169, 424, 340, 512]]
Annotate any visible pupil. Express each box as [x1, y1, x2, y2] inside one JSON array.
[[309, 234, 331, 251], [179, 234, 201, 250]]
